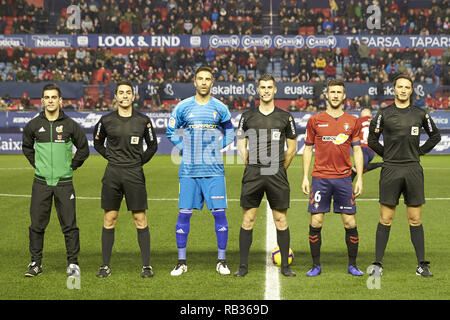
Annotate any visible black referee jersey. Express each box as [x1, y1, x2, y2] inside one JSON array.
[[94, 109, 158, 166], [368, 104, 441, 164], [237, 107, 297, 167]]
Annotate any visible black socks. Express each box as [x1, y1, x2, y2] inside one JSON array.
[[309, 225, 322, 266], [375, 222, 390, 264], [101, 227, 115, 266], [345, 227, 359, 266], [102, 226, 151, 267], [277, 228, 291, 267], [238, 227, 253, 266], [410, 224, 425, 263]]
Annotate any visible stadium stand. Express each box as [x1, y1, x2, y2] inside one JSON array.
[[0, 0, 448, 112]]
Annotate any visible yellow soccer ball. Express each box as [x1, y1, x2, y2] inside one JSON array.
[[271, 246, 294, 267]]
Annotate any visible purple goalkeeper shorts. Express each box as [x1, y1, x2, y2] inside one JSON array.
[[308, 176, 356, 214]]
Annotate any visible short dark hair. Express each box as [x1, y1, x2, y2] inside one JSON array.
[[327, 79, 345, 90], [257, 74, 275, 84], [42, 83, 61, 98], [194, 65, 213, 78], [393, 74, 413, 87], [115, 80, 134, 94]]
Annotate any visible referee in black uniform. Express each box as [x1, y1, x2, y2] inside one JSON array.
[[93, 81, 158, 278], [368, 74, 441, 277], [234, 74, 298, 277]]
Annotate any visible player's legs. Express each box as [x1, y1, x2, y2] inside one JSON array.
[[341, 214, 361, 274], [272, 209, 295, 276], [133, 211, 151, 272], [351, 147, 382, 181], [28, 179, 53, 269], [101, 209, 118, 267], [408, 204, 432, 277], [265, 168, 294, 276], [53, 181, 79, 266], [201, 176, 229, 262], [374, 165, 402, 267], [238, 208, 258, 271], [308, 212, 324, 270], [373, 204, 395, 268], [173, 177, 201, 274], [407, 205, 426, 264]]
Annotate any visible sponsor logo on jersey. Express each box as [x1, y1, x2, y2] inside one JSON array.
[[188, 123, 218, 129], [322, 133, 349, 145]]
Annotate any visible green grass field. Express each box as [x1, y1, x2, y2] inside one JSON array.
[[0, 154, 449, 300]]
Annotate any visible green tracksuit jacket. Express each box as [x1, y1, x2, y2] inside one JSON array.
[[22, 110, 89, 186]]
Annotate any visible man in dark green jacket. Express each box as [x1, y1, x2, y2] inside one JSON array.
[[22, 83, 89, 277]]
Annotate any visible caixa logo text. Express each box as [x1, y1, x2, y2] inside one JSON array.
[[273, 36, 305, 48], [306, 36, 337, 48], [209, 35, 240, 48], [241, 35, 272, 49], [31, 35, 71, 47]]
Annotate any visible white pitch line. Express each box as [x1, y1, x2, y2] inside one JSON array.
[[264, 200, 280, 301]]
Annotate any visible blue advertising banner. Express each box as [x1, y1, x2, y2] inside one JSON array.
[[0, 81, 438, 100], [2, 132, 450, 155], [130, 81, 438, 100], [2, 111, 450, 154], [2, 111, 450, 131], [0, 34, 449, 49]]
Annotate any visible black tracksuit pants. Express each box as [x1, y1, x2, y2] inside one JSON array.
[[29, 177, 80, 265]]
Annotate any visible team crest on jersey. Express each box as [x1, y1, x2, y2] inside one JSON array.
[[56, 125, 63, 133], [168, 117, 175, 128], [213, 112, 217, 120], [343, 123, 350, 131]]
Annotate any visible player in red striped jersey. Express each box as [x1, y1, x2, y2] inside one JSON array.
[[350, 108, 383, 181], [302, 79, 364, 277]]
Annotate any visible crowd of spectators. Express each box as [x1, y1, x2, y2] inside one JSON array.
[[0, 0, 449, 112], [1, 0, 449, 36], [0, 43, 449, 112], [279, 0, 449, 36], [0, 0, 264, 35]]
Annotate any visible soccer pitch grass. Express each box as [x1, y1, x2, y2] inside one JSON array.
[[0, 154, 449, 300]]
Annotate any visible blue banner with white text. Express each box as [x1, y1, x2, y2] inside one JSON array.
[[0, 34, 449, 49], [1, 111, 450, 154]]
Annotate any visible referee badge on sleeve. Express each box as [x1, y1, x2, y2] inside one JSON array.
[[130, 136, 140, 144], [411, 126, 419, 136]]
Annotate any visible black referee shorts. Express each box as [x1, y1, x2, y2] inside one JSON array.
[[240, 165, 290, 210], [379, 163, 425, 207], [101, 164, 148, 211]]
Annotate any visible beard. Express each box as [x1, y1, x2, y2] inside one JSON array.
[[327, 99, 344, 109]]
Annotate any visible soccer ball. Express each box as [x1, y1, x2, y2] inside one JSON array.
[[271, 246, 294, 267]]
